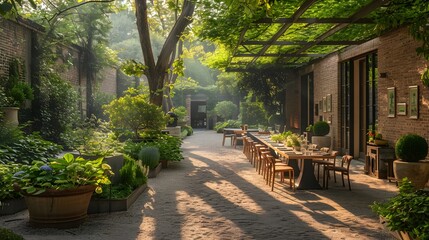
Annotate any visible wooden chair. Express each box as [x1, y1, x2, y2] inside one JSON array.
[[233, 130, 245, 148], [313, 150, 338, 182], [222, 129, 234, 146], [254, 145, 269, 174], [265, 153, 295, 191], [324, 155, 354, 190]]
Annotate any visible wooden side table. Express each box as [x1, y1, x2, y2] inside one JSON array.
[[365, 145, 396, 180]]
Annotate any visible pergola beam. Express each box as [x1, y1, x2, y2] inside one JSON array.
[[235, 53, 326, 58], [241, 40, 366, 46], [254, 17, 374, 24]]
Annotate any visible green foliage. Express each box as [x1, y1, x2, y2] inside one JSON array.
[[0, 134, 63, 165], [371, 178, 429, 239], [240, 101, 268, 126], [0, 122, 23, 146], [214, 101, 238, 120], [119, 155, 148, 189], [181, 125, 193, 136], [61, 117, 123, 157], [0, 227, 24, 240], [13, 153, 113, 195], [104, 91, 167, 138], [287, 134, 301, 147], [313, 121, 330, 136], [0, 163, 22, 200], [395, 133, 428, 162], [172, 106, 188, 122], [123, 134, 183, 162], [38, 71, 80, 144], [0, 58, 33, 107], [214, 120, 241, 133], [121, 60, 147, 77], [138, 146, 160, 170], [305, 125, 313, 132], [93, 91, 115, 121]]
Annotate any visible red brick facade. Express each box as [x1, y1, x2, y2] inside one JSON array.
[[292, 27, 429, 158]]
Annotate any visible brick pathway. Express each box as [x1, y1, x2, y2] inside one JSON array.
[[1, 130, 397, 239]]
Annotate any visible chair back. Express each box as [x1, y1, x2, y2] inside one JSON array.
[[341, 155, 353, 170]]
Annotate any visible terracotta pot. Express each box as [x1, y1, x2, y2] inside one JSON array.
[[393, 160, 429, 189], [24, 185, 95, 228]]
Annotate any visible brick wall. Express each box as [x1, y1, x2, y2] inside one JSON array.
[[298, 27, 428, 152], [0, 18, 32, 83], [377, 27, 429, 146], [99, 67, 117, 95]]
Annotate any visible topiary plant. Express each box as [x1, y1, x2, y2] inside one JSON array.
[[138, 146, 160, 170], [0, 227, 24, 240], [313, 121, 330, 136], [395, 134, 428, 162]]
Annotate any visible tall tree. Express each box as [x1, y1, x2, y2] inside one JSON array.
[[134, 0, 194, 106]]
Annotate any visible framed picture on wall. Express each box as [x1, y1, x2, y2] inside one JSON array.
[[326, 94, 332, 112], [387, 87, 395, 117], [409, 85, 418, 119], [323, 97, 327, 112], [397, 103, 406, 116]]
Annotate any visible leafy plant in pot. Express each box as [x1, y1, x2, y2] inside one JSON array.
[[371, 178, 429, 240], [394, 133, 429, 189], [0, 59, 33, 125], [311, 121, 331, 149], [12, 153, 113, 228]]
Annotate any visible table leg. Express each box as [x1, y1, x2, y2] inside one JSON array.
[[287, 159, 300, 179], [296, 159, 322, 190]]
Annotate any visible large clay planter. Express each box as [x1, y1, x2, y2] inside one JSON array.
[[393, 160, 429, 189], [1, 107, 19, 125], [24, 185, 96, 228], [311, 136, 331, 149]]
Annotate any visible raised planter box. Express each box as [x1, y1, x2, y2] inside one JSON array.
[[148, 163, 162, 178], [0, 198, 27, 216], [88, 184, 147, 214]]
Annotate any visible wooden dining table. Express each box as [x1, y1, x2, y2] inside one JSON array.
[[249, 133, 335, 190]]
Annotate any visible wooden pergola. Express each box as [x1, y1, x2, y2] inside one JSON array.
[[227, 0, 388, 72]]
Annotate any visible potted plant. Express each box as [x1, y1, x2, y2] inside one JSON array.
[[0, 164, 27, 216], [138, 146, 161, 178], [371, 178, 429, 240], [0, 59, 33, 125], [311, 121, 331, 148], [393, 133, 429, 189], [12, 153, 113, 228]]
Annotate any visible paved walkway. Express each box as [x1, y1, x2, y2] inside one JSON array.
[[1, 130, 398, 239]]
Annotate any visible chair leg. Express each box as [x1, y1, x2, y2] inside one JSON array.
[[347, 174, 351, 191], [341, 172, 345, 187], [222, 137, 225, 146], [316, 164, 320, 181], [325, 169, 329, 189], [271, 171, 275, 191]]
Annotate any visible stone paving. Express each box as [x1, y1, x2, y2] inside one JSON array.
[[1, 130, 398, 239]]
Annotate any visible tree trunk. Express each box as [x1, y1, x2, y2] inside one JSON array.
[[135, 0, 195, 106]]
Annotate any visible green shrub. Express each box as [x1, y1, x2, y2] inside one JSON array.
[[0, 164, 22, 200], [181, 125, 193, 136], [119, 155, 148, 189], [0, 122, 23, 146], [371, 178, 429, 240], [214, 101, 238, 120], [123, 134, 183, 162], [0, 227, 24, 240], [172, 106, 188, 122], [395, 133, 428, 162], [138, 146, 160, 170], [313, 121, 330, 136], [240, 101, 268, 126]]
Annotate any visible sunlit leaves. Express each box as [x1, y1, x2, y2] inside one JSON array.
[[121, 59, 147, 77]]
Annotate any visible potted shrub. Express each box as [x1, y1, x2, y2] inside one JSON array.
[[394, 133, 429, 189], [371, 178, 429, 240], [12, 153, 113, 228], [0, 59, 33, 125], [138, 146, 161, 178], [311, 121, 331, 149]]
